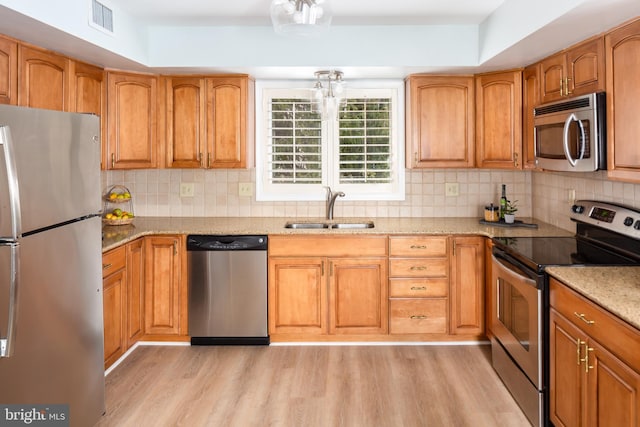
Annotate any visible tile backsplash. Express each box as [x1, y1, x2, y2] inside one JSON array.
[[532, 170, 640, 231], [104, 168, 640, 231], [103, 169, 532, 219]]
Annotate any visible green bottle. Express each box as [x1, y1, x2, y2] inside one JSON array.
[[500, 184, 507, 220]]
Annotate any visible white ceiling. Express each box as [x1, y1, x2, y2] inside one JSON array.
[[106, 0, 507, 26], [0, 0, 639, 78]]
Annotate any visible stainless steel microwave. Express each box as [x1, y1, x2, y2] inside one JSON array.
[[533, 92, 606, 172]]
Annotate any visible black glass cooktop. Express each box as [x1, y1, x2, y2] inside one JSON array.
[[492, 236, 640, 273]]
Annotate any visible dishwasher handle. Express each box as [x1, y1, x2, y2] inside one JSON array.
[[187, 235, 268, 251]]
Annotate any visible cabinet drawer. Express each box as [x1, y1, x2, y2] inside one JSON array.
[[390, 299, 447, 334], [389, 278, 448, 298], [389, 236, 448, 257], [389, 258, 448, 278], [102, 246, 126, 277], [550, 278, 640, 368]]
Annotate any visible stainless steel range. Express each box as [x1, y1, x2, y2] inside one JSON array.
[[490, 200, 640, 426]]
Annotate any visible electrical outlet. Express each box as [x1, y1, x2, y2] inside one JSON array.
[[239, 182, 253, 197], [180, 182, 195, 197], [445, 182, 459, 197], [568, 188, 576, 203]]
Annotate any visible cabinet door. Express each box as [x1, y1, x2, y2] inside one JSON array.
[[587, 339, 640, 427], [329, 258, 388, 335], [405, 75, 475, 168], [0, 35, 17, 105], [206, 76, 252, 168], [475, 71, 523, 169], [144, 236, 184, 336], [540, 53, 566, 103], [69, 61, 106, 168], [106, 72, 157, 169], [18, 45, 70, 111], [450, 236, 484, 335], [268, 257, 326, 335], [567, 37, 605, 97], [166, 77, 206, 168], [522, 64, 540, 170], [103, 268, 126, 369], [550, 308, 586, 427], [606, 19, 640, 182], [126, 238, 144, 347]]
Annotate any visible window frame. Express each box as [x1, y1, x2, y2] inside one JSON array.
[[255, 79, 405, 202]]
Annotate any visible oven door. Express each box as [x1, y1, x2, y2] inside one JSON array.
[[491, 250, 543, 389]]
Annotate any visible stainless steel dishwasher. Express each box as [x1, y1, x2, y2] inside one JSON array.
[[187, 235, 269, 345]]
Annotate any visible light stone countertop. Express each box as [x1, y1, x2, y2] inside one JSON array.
[[546, 266, 640, 331], [102, 216, 572, 252]]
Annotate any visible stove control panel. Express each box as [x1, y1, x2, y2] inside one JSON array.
[[571, 200, 640, 239]]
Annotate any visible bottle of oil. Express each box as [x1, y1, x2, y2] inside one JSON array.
[[499, 184, 507, 220]]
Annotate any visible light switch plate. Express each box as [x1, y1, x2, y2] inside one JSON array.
[[180, 182, 195, 197], [445, 182, 459, 197], [239, 182, 253, 197]]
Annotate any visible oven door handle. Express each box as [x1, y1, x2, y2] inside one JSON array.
[[492, 251, 541, 289]]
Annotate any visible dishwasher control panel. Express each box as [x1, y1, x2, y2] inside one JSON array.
[[187, 235, 268, 251]]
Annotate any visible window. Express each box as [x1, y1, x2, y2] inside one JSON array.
[[256, 80, 405, 201]]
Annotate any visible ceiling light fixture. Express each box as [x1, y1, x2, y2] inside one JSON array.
[[271, 0, 332, 36], [313, 70, 344, 120]]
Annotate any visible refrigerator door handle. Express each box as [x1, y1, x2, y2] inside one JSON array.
[[0, 126, 22, 240], [1, 244, 19, 358]]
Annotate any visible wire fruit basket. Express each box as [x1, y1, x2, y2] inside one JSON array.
[[103, 185, 134, 226]]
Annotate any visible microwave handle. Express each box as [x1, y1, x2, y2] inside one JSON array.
[[563, 113, 586, 167]]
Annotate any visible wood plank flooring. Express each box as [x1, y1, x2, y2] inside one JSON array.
[[95, 344, 531, 427]]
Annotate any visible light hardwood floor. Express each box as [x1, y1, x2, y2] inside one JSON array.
[[95, 344, 531, 427]]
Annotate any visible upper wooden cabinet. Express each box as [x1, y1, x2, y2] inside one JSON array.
[[206, 76, 254, 168], [0, 35, 17, 105], [405, 75, 475, 168], [18, 44, 70, 111], [475, 70, 523, 169], [166, 76, 206, 168], [605, 18, 640, 182], [70, 61, 104, 116], [540, 37, 605, 104], [106, 71, 158, 169], [522, 64, 540, 170], [165, 75, 254, 169]]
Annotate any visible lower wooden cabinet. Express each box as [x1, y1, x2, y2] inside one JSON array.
[[450, 236, 485, 336], [268, 235, 388, 339], [388, 236, 450, 335], [125, 238, 144, 347], [143, 235, 188, 338], [550, 278, 640, 426], [102, 245, 127, 369]]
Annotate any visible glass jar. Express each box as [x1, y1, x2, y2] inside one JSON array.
[[484, 204, 499, 222]]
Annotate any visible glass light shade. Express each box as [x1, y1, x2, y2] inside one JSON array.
[[271, 0, 332, 36]]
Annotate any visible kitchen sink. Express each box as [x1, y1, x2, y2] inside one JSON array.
[[331, 221, 375, 229], [284, 222, 330, 229], [284, 221, 375, 229]]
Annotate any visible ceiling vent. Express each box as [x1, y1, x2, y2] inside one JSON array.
[[90, 0, 114, 33]]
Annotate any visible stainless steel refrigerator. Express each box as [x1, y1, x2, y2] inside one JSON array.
[[0, 105, 105, 426]]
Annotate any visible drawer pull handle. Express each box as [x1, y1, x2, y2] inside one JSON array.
[[574, 312, 595, 325], [410, 315, 428, 320], [102, 263, 112, 270], [410, 266, 427, 271], [410, 245, 427, 249], [410, 286, 427, 291]]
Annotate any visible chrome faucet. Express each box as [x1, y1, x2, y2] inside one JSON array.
[[325, 186, 345, 220]]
